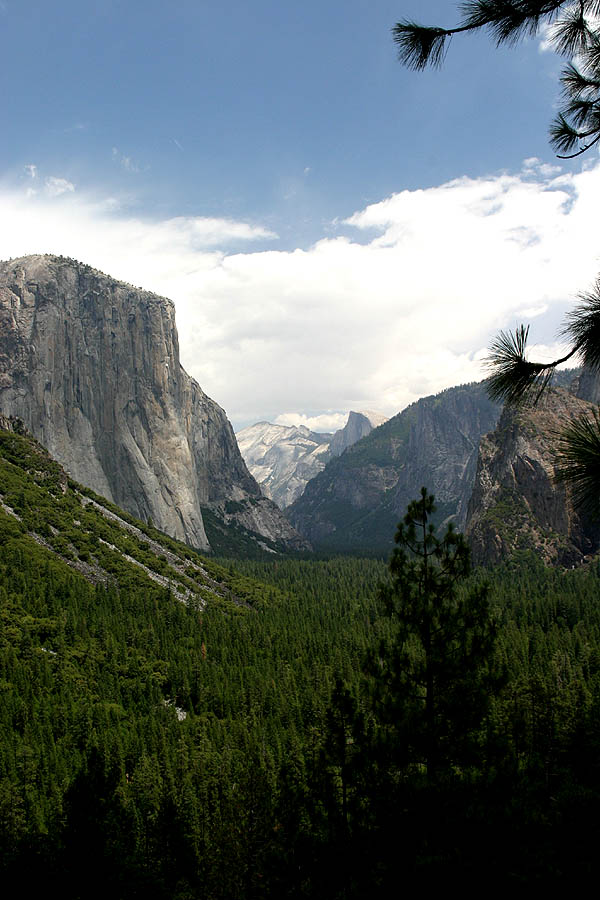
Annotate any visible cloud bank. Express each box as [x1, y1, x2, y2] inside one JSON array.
[[0, 159, 598, 429]]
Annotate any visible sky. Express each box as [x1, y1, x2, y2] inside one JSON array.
[[1, 0, 599, 432]]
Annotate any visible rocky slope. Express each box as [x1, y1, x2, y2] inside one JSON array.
[[237, 410, 387, 509], [465, 387, 600, 566], [0, 255, 305, 553], [0, 416, 273, 606], [286, 382, 501, 554]]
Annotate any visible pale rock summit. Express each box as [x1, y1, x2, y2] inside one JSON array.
[[237, 410, 388, 509], [329, 410, 387, 457], [0, 254, 306, 552]]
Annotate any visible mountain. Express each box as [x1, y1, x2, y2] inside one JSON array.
[[328, 409, 388, 457], [236, 421, 332, 508], [286, 381, 501, 554], [0, 255, 306, 554], [465, 386, 600, 566], [237, 410, 388, 509]]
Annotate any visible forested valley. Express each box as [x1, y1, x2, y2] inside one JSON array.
[[2, 421, 600, 894]]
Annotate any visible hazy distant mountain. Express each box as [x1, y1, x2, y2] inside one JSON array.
[[329, 410, 388, 457], [237, 410, 388, 508]]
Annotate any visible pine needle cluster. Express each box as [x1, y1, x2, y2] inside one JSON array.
[[393, 1, 600, 158]]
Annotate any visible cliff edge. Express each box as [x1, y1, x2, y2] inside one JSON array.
[[0, 254, 304, 552]]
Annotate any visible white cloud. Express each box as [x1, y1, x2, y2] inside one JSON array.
[[527, 341, 579, 367], [0, 159, 599, 428], [538, 22, 555, 53], [522, 157, 561, 177], [24, 164, 37, 179], [274, 412, 348, 433], [44, 176, 75, 197]]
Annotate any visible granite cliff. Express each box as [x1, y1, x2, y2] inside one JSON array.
[[0, 254, 305, 553], [286, 382, 501, 554], [465, 386, 600, 566]]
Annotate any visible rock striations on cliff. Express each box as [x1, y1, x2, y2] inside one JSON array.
[[465, 386, 600, 566], [286, 382, 501, 554], [0, 254, 306, 553]]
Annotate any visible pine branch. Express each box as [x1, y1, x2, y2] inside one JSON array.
[[550, 111, 589, 152], [564, 279, 600, 368], [460, 1, 567, 45], [392, 22, 454, 69], [560, 63, 600, 99], [393, 2, 600, 160], [554, 411, 600, 514], [555, 130, 600, 157], [485, 324, 578, 404], [551, 3, 595, 56], [564, 96, 600, 127], [585, 33, 600, 71], [582, 0, 600, 19]]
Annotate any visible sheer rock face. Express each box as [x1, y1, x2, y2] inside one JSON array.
[[286, 382, 500, 554], [0, 254, 304, 551], [465, 388, 600, 566], [328, 410, 388, 458]]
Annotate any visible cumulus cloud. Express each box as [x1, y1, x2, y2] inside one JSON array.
[[274, 412, 348, 433], [0, 159, 599, 429], [44, 176, 75, 197]]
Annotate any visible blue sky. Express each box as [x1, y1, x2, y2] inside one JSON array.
[[1, 1, 599, 430]]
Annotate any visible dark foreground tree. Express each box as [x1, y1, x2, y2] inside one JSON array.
[[368, 488, 499, 780], [393, 3, 600, 509]]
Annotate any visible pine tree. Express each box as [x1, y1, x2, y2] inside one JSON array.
[[369, 489, 499, 780]]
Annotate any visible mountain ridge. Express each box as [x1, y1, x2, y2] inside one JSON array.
[[286, 381, 501, 554]]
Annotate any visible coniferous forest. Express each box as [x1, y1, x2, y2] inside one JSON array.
[[2, 424, 600, 894]]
